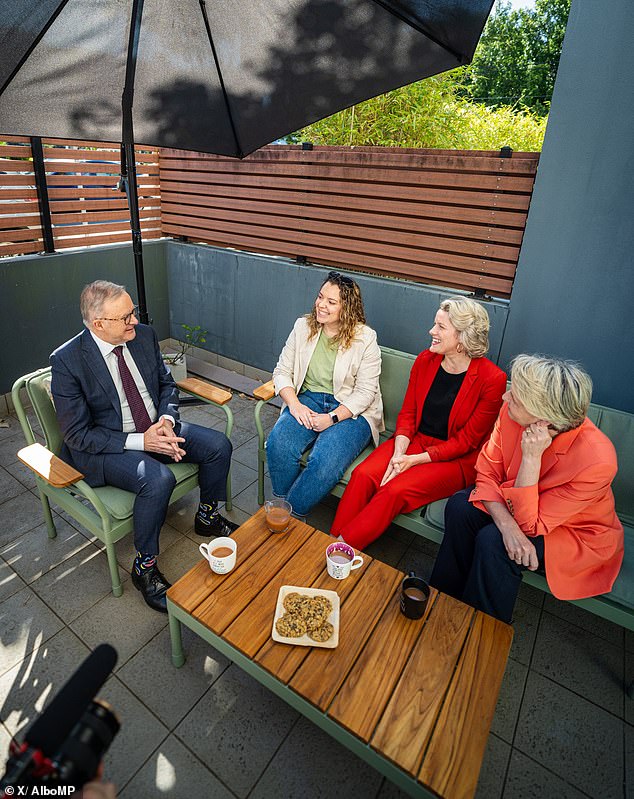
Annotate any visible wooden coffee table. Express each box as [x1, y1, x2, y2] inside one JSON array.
[[167, 509, 512, 799]]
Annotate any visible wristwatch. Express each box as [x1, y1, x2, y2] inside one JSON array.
[[329, 411, 340, 424]]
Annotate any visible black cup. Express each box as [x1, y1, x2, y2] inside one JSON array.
[[400, 571, 430, 619]]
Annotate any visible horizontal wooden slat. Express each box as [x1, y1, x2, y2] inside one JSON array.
[[0, 227, 43, 243], [0, 215, 41, 230], [50, 209, 156, 226], [53, 229, 161, 249], [0, 239, 42, 256]]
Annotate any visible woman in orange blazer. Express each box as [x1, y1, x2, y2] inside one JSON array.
[[331, 297, 506, 550], [430, 354, 624, 623]]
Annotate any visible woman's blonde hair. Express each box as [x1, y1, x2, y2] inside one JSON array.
[[305, 271, 366, 350], [510, 354, 593, 431], [439, 296, 490, 358]]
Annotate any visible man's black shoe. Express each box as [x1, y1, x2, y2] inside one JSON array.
[[194, 511, 239, 537], [131, 563, 171, 613]]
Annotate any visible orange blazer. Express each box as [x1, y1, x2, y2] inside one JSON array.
[[470, 404, 624, 600], [394, 350, 506, 480]]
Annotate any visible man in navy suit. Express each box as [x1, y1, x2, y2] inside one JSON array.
[[50, 280, 237, 612]]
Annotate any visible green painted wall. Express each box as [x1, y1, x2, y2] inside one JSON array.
[[0, 241, 168, 394]]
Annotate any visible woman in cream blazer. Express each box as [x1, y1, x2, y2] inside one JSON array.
[[266, 271, 384, 517]]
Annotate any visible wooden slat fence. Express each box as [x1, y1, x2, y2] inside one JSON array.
[[160, 145, 540, 298], [0, 135, 160, 257]]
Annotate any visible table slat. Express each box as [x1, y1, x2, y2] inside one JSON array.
[[419, 612, 513, 799], [223, 532, 328, 656], [328, 588, 432, 741], [194, 519, 314, 633], [167, 509, 272, 612], [254, 553, 372, 683], [290, 560, 403, 711], [371, 593, 474, 776]]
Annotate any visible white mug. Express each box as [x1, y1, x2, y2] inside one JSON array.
[[326, 542, 363, 580], [199, 536, 237, 574]]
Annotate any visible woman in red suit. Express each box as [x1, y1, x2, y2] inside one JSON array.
[[330, 297, 506, 550], [430, 355, 624, 623]]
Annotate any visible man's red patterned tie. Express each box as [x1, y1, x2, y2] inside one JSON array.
[[113, 346, 153, 433]]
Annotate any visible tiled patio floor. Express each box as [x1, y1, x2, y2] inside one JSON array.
[[0, 396, 632, 798]]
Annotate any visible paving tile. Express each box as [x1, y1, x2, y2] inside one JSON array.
[[626, 652, 634, 727], [514, 672, 623, 798], [251, 715, 383, 799], [232, 432, 263, 471], [542, 594, 624, 648], [532, 610, 624, 717], [118, 626, 230, 730], [31, 547, 128, 624], [224, 458, 258, 497], [0, 415, 23, 441], [503, 748, 589, 799], [0, 722, 10, 769], [159, 535, 204, 583], [175, 664, 298, 798], [99, 675, 169, 790], [165, 491, 201, 533], [0, 516, 98, 585], [211, 417, 256, 449], [0, 585, 64, 677], [0, 556, 27, 602], [475, 733, 510, 799], [0, 491, 45, 548], [509, 598, 541, 667], [4, 459, 38, 490], [517, 580, 546, 609], [232, 474, 272, 517], [396, 544, 435, 582], [491, 657, 528, 744], [0, 467, 27, 504], [306, 499, 337, 535], [179, 406, 225, 428], [406, 531, 440, 558], [365, 530, 410, 568], [625, 629, 634, 654], [0, 433, 24, 466], [375, 777, 409, 798], [626, 722, 633, 799], [0, 627, 90, 737], [70, 586, 168, 669], [119, 733, 235, 799]]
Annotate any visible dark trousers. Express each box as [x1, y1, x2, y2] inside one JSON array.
[[101, 421, 232, 555], [430, 487, 545, 623]]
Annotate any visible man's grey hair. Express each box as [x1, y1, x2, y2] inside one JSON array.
[[80, 280, 127, 326]]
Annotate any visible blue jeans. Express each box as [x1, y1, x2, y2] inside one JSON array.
[[266, 391, 371, 516]]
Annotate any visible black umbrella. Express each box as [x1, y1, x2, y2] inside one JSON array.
[[0, 0, 493, 320]]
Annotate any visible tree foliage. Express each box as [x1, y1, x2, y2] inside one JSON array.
[[460, 0, 571, 115], [294, 0, 567, 152]]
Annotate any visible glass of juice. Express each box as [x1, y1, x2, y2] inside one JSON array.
[[264, 499, 292, 533]]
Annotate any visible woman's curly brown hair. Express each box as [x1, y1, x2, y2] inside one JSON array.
[[305, 271, 366, 350]]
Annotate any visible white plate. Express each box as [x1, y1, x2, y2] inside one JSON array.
[[271, 585, 340, 648]]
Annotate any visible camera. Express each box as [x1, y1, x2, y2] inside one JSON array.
[[1, 645, 120, 794]]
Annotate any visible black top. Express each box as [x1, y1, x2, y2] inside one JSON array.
[[418, 366, 467, 440]]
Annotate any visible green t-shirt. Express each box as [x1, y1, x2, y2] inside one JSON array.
[[301, 330, 338, 394]]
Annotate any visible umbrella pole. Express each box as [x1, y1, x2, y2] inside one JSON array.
[[121, 0, 149, 325]]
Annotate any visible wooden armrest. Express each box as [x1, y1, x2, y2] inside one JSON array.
[[18, 443, 84, 488], [253, 380, 275, 402], [177, 377, 232, 406]]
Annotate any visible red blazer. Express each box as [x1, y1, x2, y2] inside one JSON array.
[[471, 405, 624, 600], [394, 350, 506, 479]]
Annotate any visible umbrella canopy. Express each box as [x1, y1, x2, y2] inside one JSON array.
[[0, 0, 493, 158], [0, 0, 493, 320]]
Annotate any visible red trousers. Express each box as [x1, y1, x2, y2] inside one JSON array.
[[331, 433, 468, 550]]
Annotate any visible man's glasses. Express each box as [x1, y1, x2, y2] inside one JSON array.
[[97, 306, 138, 325], [327, 270, 354, 287]]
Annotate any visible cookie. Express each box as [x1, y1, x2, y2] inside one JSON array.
[[309, 622, 334, 642], [283, 592, 303, 613], [275, 613, 307, 638]]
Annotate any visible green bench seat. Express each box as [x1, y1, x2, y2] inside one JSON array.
[[256, 346, 634, 634]]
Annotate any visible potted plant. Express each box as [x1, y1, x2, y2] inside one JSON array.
[[162, 324, 207, 382]]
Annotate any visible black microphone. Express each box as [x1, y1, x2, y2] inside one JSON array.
[[26, 644, 118, 756]]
